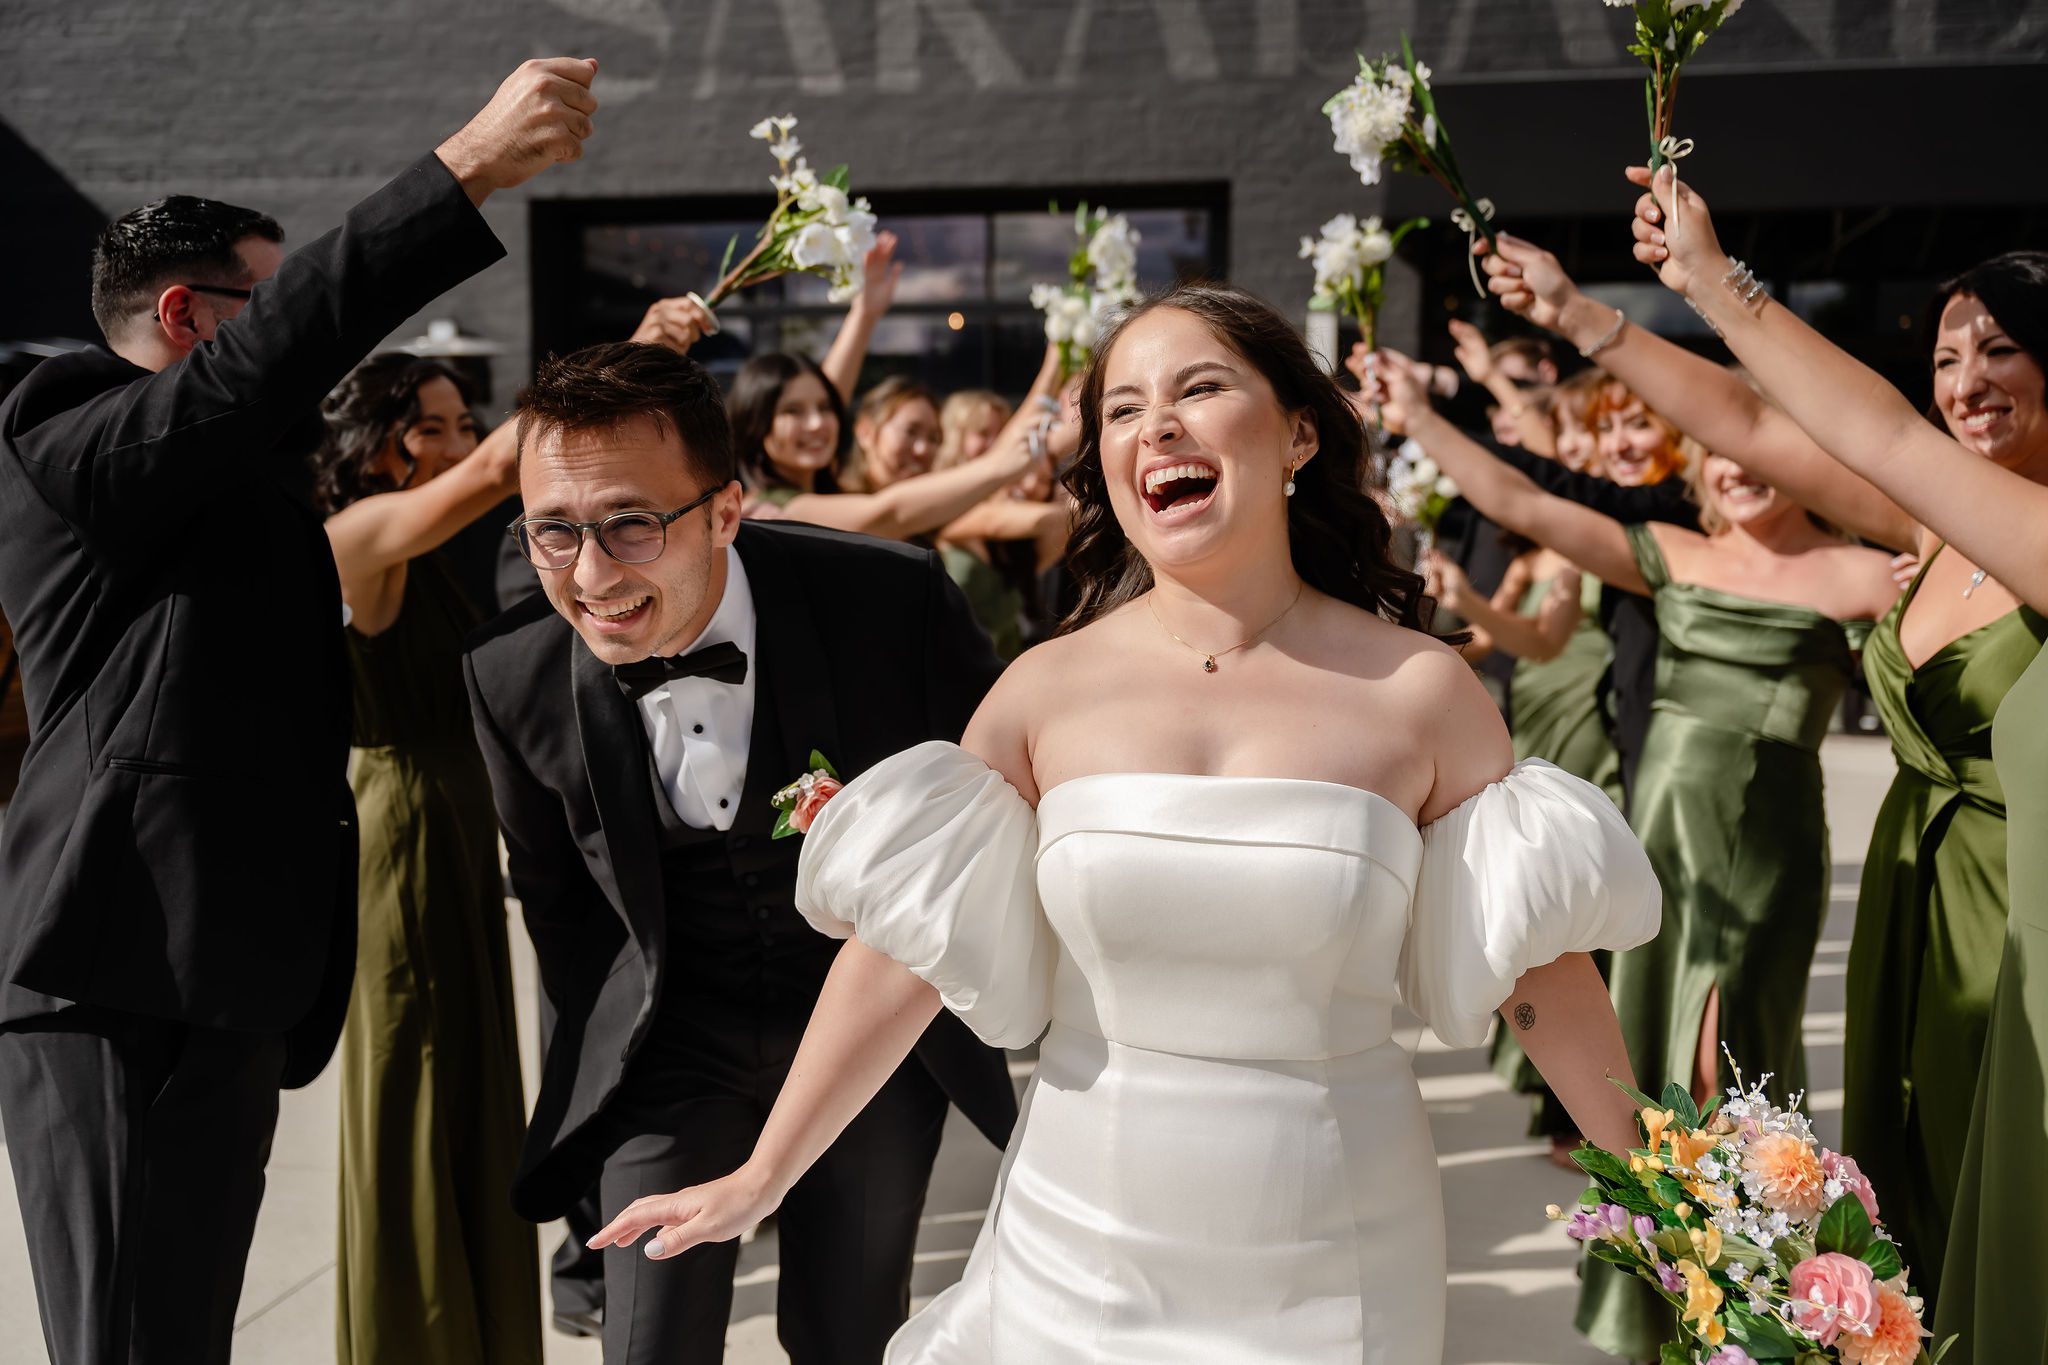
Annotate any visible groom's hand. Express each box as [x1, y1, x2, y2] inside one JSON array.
[[436, 57, 600, 207]]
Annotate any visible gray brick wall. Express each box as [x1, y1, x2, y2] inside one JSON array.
[[5, 0, 2043, 387]]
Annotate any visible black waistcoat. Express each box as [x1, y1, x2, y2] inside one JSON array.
[[644, 687, 834, 1024]]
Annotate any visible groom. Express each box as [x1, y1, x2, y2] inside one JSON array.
[[464, 341, 1017, 1364]]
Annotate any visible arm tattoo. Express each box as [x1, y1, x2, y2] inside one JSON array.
[[1513, 1002, 1537, 1032]]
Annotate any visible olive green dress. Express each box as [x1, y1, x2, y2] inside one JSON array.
[[1491, 571, 1623, 1135], [1936, 641, 2048, 1361], [1577, 525, 1870, 1357], [337, 554, 540, 1365], [1843, 547, 2048, 1309], [941, 544, 1026, 660]]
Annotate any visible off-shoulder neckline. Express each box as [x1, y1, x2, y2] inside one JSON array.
[[1035, 770, 1419, 830]]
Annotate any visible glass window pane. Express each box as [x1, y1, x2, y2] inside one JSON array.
[[583, 223, 758, 300]]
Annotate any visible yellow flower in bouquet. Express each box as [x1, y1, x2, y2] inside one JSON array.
[[1678, 1259, 1725, 1344]]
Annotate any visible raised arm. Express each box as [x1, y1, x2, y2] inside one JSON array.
[[325, 422, 522, 636], [1447, 319, 1556, 456], [1376, 354, 1647, 595], [1481, 232, 1917, 551], [819, 232, 903, 404], [16, 60, 592, 546], [779, 406, 1038, 540], [1631, 165, 2048, 610], [1435, 554, 1582, 664]]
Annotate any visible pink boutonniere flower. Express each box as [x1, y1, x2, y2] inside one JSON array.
[[771, 750, 843, 839]]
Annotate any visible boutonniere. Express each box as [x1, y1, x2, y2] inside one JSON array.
[[771, 750, 844, 839]]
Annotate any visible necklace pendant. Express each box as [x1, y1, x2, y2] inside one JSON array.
[[1202, 656, 1217, 673], [1964, 568, 1987, 600]]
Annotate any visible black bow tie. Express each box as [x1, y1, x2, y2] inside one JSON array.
[[613, 641, 749, 700]]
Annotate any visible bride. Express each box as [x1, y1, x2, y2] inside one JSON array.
[[590, 284, 1662, 1361]]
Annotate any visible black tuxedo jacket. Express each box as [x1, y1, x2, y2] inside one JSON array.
[[0, 155, 504, 1085], [465, 520, 1020, 1220]]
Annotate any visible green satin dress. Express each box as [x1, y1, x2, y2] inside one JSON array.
[[1577, 525, 1871, 1357], [1843, 548, 2048, 1310], [1936, 641, 2048, 1361], [337, 554, 540, 1365], [1492, 571, 1623, 1136]]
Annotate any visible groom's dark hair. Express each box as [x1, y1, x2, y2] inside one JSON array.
[[515, 341, 738, 488]]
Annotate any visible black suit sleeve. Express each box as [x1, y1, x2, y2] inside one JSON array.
[[1489, 439, 1701, 530], [921, 550, 1006, 742], [464, 650, 620, 1010], [10, 154, 503, 543]]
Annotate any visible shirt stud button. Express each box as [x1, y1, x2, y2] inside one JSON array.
[[718, 798, 729, 809], [693, 724, 704, 734]]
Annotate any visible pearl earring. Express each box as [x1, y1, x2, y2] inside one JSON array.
[[1283, 466, 1298, 497]]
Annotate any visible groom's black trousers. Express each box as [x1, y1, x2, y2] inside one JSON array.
[[578, 997, 949, 1365], [0, 1006, 285, 1364]]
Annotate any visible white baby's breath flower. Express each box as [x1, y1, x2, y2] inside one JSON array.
[[1434, 475, 1459, 499], [788, 222, 843, 270], [802, 182, 850, 222], [749, 117, 777, 140], [768, 136, 802, 162]]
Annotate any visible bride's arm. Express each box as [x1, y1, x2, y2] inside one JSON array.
[[1414, 643, 1640, 1156], [587, 668, 1041, 1260], [1501, 956, 1640, 1155]]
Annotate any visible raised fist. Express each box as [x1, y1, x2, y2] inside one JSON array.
[[630, 294, 719, 355], [436, 58, 599, 205]]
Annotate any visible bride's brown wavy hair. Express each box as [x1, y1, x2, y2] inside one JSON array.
[[1058, 283, 1441, 638]]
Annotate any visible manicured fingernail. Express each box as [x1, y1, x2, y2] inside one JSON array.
[[1657, 248, 1669, 259], [1653, 231, 1665, 245], [1648, 208, 1660, 222], [646, 1240, 664, 1258]]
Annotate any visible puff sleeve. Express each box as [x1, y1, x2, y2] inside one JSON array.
[[795, 741, 1054, 1048], [1399, 760, 1660, 1048]]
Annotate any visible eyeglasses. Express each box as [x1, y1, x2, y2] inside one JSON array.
[[508, 486, 720, 570], [153, 284, 255, 321]]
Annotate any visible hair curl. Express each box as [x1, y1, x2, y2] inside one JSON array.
[[1057, 283, 1442, 639], [311, 353, 472, 515]]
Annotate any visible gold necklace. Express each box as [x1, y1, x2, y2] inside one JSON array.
[[1148, 582, 1306, 674]]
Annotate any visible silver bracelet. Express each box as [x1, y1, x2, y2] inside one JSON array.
[[1721, 256, 1769, 312], [1579, 307, 1626, 359], [1684, 293, 1727, 340]]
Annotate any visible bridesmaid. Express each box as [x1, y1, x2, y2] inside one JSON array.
[[1481, 196, 2047, 1310], [312, 356, 539, 1365], [1614, 171, 2048, 1359], [1374, 357, 1897, 1357]]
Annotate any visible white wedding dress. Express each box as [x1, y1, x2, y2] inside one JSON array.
[[795, 742, 1658, 1363]]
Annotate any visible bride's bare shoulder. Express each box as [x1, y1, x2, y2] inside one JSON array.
[[960, 608, 1142, 804]]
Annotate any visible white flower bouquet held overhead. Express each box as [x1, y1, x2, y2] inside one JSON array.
[[1299, 212, 1427, 353], [1549, 1050, 1955, 1364], [1321, 37, 1496, 294], [1386, 440, 1458, 546], [691, 114, 877, 317], [1604, 0, 1746, 229], [1031, 203, 1144, 381]]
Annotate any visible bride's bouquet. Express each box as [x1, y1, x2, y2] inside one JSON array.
[[695, 113, 876, 310], [1605, 0, 1746, 221], [1030, 203, 1143, 380], [1321, 37, 1495, 294], [1552, 1055, 1954, 1364], [1299, 212, 1427, 353]]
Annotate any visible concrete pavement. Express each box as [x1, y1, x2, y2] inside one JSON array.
[[0, 735, 1896, 1364]]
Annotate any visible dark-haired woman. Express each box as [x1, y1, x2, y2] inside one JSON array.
[[585, 284, 1662, 1361], [1483, 198, 2048, 1315], [313, 354, 540, 1365], [1616, 169, 2048, 1357]]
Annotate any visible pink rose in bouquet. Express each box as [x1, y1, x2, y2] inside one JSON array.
[[771, 751, 845, 839], [789, 774, 843, 835], [1821, 1148, 1880, 1223], [1787, 1252, 1879, 1346]]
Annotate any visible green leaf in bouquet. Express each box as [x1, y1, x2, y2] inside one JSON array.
[[1724, 1300, 1805, 1359], [1859, 1236, 1902, 1282], [1657, 1081, 1701, 1131], [1609, 1075, 1665, 1113], [1816, 1192, 1876, 1259], [1578, 1184, 1603, 1207], [1773, 1234, 1816, 1281], [1570, 1146, 1635, 1186], [716, 233, 739, 286], [1715, 1233, 1773, 1269], [808, 749, 840, 780], [1649, 1226, 1695, 1261], [1585, 1241, 1645, 1269], [1929, 1333, 1959, 1362], [824, 163, 850, 191], [1658, 1344, 1692, 1365], [771, 805, 798, 840], [1652, 1174, 1691, 1208]]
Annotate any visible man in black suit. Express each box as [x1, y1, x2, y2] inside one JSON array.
[[0, 59, 598, 1362], [465, 342, 1017, 1364]]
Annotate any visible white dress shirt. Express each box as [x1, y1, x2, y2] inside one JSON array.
[[635, 546, 757, 832]]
